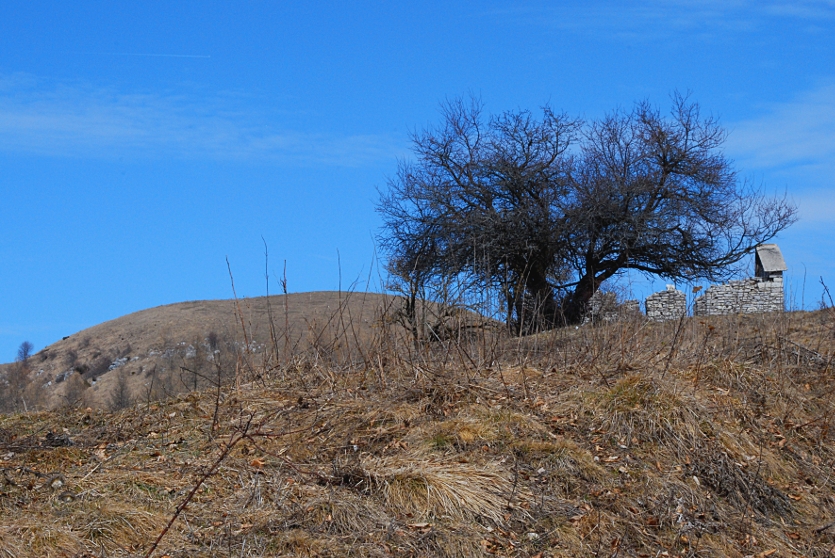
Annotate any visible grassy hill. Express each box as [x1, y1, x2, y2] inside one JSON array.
[[1, 305, 835, 556], [0, 292, 405, 411]]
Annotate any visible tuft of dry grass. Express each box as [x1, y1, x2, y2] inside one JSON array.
[[357, 454, 516, 524], [589, 373, 703, 455]]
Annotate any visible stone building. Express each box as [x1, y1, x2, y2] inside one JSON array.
[[692, 244, 786, 316], [645, 285, 687, 322]]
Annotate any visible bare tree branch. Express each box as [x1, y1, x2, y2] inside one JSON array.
[[377, 94, 797, 332]]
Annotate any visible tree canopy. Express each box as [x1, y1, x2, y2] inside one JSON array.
[[377, 95, 796, 332]]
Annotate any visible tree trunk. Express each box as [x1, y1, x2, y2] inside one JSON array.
[[525, 268, 561, 332], [561, 273, 597, 325], [562, 257, 624, 325]]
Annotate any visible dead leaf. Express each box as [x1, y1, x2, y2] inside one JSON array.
[[407, 522, 432, 533]]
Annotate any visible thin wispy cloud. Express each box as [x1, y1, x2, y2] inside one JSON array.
[[763, 0, 835, 19], [100, 52, 212, 59], [0, 74, 400, 166], [498, 0, 835, 40], [791, 189, 835, 225], [724, 83, 835, 225], [727, 83, 835, 171]]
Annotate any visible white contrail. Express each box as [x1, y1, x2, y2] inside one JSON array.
[[102, 52, 211, 59]]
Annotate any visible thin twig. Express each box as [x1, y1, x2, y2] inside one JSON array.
[[144, 414, 255, 558]]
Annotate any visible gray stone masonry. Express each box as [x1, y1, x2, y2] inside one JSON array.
[[583, 291, 641, 324], [693, 277, 783, 316], [645, 285, 686, 322]]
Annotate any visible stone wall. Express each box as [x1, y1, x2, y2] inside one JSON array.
[[583, 291, 641, 323], [645, 286, 686, 322], [693, 278, 783, 316]]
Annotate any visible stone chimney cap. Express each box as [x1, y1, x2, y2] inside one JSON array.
[[755, 244, 787, 272]]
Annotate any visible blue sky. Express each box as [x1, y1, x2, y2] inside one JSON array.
[[1, 1, 834, 360]]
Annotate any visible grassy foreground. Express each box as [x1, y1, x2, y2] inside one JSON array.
[[1, 306, 835, 557]]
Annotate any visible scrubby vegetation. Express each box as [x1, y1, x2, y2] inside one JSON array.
[[1, 299, 835, 556]]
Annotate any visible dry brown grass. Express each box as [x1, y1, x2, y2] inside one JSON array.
[[0, 292, 405, 411], [2, 303, 835, 556]]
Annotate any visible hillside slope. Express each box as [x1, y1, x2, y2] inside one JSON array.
[[1, 309, 834, 556], [0, 292, 401, 410]]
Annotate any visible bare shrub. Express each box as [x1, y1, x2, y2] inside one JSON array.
[[0, 362, 31, 413], [64, 349, 78, 367], [109, 369, 133, 411], [61, 372, 88, 409], [207, 331, 220, 352], [86, 353, 113, 380]]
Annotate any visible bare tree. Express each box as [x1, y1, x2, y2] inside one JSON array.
[[0, 342, 38, 412], [16, 341, 34, 365], [377, 94, 797, 331]]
